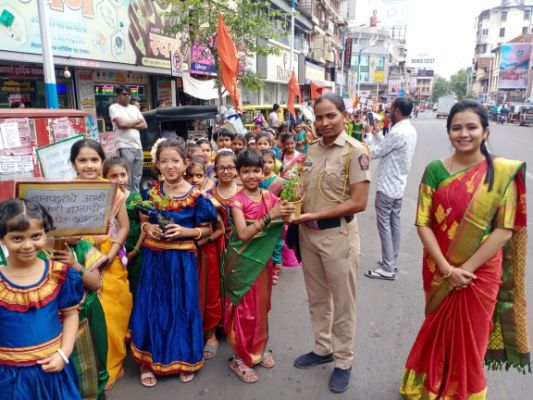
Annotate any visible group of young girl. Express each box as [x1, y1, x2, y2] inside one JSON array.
[[0, 124, 309, 398]]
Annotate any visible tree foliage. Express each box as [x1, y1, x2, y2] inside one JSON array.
[[449, 68, 469, 100], [432, 68, 470, 102], [432, 76, 449, 102], [164, 0, 286, 102]]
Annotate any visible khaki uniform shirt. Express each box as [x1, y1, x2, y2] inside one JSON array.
[[302, 132, 371, 214]]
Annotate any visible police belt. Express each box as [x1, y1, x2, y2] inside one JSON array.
[[307, 214, 354, 230]]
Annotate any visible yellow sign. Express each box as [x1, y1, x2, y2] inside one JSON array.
[[373, 71, 385, 83]]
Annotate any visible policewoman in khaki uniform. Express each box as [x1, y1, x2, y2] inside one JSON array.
[[292, 93, 371, 394]]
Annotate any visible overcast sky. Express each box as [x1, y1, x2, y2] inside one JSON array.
[[405, 0, 500, 78]]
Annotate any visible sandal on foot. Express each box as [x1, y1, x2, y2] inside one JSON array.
[[179, 372, 195, 383], [105, 368, 126, 391], [364, 268, 396, 281], [204, 340, 219, 360], [228, 357, 259, 384], [140, 366, 157, 388], [259, 350, 275, 369]]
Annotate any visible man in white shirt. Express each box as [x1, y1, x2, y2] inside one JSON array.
[[108, 85, 147, 192], [363, 97, 417, 280], [268, 103, 280, 128]]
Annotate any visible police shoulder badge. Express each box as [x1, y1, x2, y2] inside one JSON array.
[[358, 154, 370, 170]]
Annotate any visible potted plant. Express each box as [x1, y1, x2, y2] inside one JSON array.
[[280, 176, 304, 223], [131, 199, 174, 239]]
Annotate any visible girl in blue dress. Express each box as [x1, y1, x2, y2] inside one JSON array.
[[0, 199, 83, 400], [129, 139, 217, 387]]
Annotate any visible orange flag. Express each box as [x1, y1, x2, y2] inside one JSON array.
[[287, 71, 301, 118], [310, 81, 322, 100], [217, 14, 240, 112]]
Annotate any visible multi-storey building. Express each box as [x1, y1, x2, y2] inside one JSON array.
[[471, 0, 533, 101]]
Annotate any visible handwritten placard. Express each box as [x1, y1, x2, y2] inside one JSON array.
[[36, 135, 84, 180], [16, 181, 117, 236]]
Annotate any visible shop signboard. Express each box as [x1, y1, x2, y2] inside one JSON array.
[[373, 71, 385, 83], [0, 0, 187, 69], [305, 62, 325, 83], [191, 44, 217, 76], [417, 70, 434, 77], [498, 43, 532, 89], [268, 48, 299, 83]]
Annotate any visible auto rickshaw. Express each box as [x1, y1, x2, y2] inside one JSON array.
[[519, 105, 533, 127], [139, 105, 219, 190]]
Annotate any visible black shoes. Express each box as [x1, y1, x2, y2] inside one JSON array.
[[293, 351, 334, 369], [328, 367, 352, 393]]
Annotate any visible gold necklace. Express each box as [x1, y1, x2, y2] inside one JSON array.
[[164, 180, 184, 191], [217, 182, 237, 200], [244, 189, 261, 202]]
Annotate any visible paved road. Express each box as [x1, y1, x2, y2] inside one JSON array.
[[109, 113, 533, 400]]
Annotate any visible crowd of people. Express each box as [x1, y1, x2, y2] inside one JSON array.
[[0, 92, 529, 400]]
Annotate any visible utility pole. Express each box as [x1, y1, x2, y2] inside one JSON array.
[[289, 0, 295, 73], [37, 0, 58, 109]]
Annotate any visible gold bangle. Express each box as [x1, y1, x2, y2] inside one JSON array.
[[194, 228, 202, 240], [112, 240, 123, 247], [443, 267, 453, 279]]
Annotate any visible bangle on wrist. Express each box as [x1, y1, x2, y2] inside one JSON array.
[[133, 246, 141, 252], [112, 240, 123, 247], [443, 267, 453, 279], [194, 228, 202, 240], [57, 348, 69, 364], [79, 266, 87, 276], [207, 236, 212, 243]]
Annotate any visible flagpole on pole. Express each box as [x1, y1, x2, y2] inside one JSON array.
[[289, 0, 295, 73]]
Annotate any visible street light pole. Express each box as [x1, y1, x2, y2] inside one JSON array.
[[356, 47, 366, 97], [289, 0, 295, 73], [37, 0, 58, 109]]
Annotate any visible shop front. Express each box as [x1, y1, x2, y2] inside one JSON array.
[[0, 63, 74, 109], [0, 1, 186, 114]]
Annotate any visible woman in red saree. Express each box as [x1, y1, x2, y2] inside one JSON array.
[[400, 100, 530, 399]]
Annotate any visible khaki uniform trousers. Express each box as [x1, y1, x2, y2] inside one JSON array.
[[299, 217, 359, 370]]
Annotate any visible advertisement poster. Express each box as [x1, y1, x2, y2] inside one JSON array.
[[498, 43, 532, 89], [0, 0, 186, 69], [191, 43, 217, 76]]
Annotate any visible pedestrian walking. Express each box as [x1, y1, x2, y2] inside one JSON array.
[[400, 100, 530, 399], [0, 199, 83, 400], [364, 97, 417, 280], [108, 85, 147, 192], [291, 93, 371, 393]]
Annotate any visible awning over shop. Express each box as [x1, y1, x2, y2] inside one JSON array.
[[182, 73, 227, 100]]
